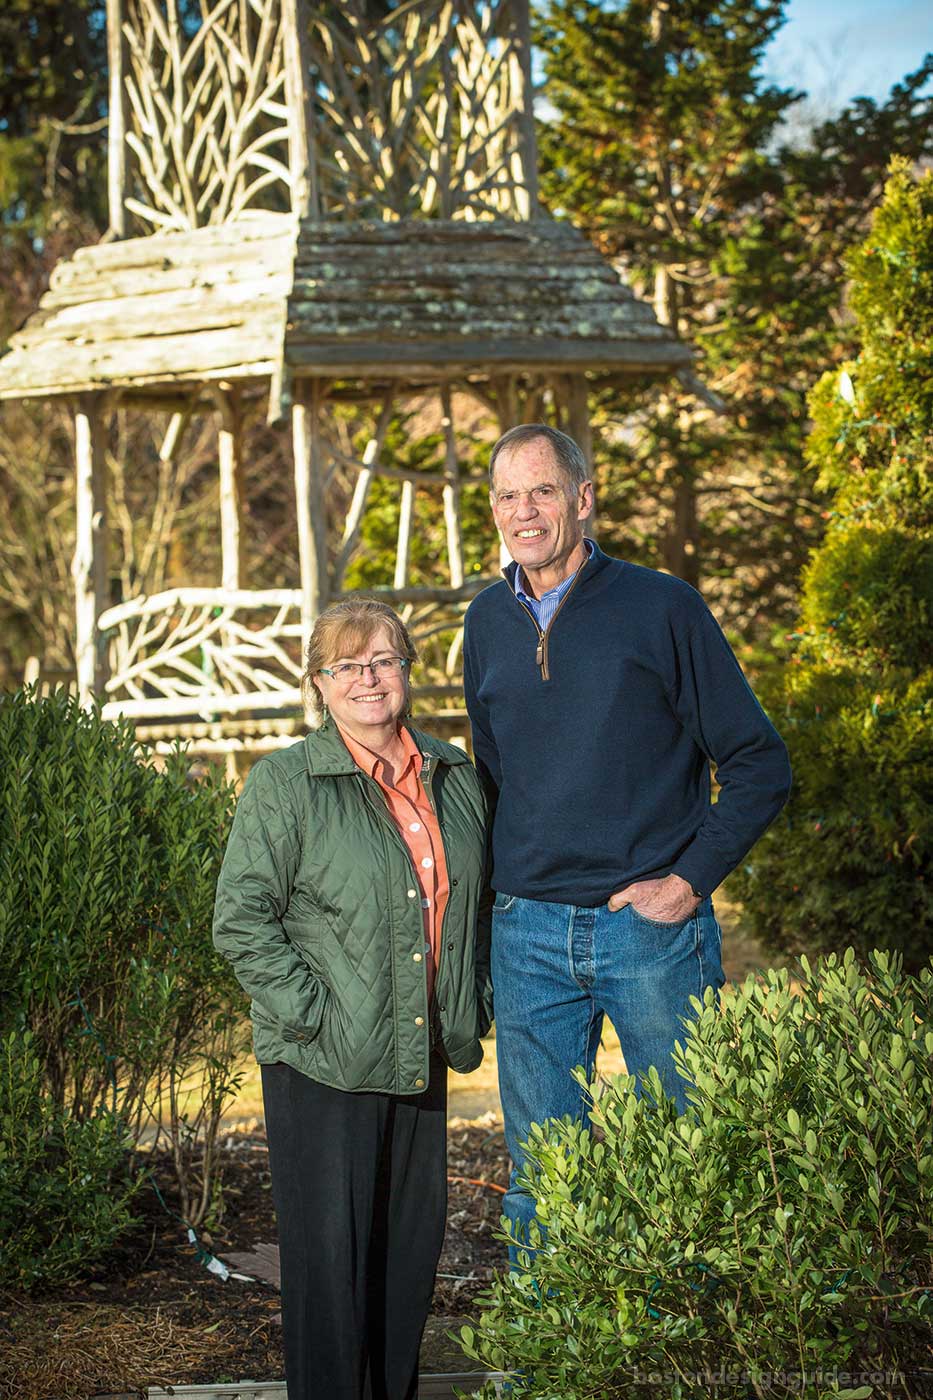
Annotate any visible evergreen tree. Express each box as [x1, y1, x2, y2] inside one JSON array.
[[738, 162, 933, 968], [0, 0, 108, 299], [535, 0, 933, 642]]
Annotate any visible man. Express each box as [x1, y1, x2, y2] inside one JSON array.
[[462, 424, 791, 1253]]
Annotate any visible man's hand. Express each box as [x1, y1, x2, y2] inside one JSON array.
[[608, 872, 700, 922]]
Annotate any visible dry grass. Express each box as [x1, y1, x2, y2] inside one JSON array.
[[0, 1301, 251, 1400]]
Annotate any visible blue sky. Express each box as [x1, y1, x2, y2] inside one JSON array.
[[762, 0, 931, 108]]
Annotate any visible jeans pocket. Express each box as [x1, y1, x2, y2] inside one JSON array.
[[493, 891, 518, 913], [626, 902, 693, 931]]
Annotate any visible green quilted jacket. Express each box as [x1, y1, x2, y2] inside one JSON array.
[[212, 719, 493, 1095]]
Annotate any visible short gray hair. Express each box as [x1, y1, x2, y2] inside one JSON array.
[[489, 424, 589, 491]]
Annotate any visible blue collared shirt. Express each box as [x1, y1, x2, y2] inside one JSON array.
[[513, 538, 595, 629]]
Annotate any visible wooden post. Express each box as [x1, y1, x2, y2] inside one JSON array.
[[566, 373, 596, 539], [106, 0, 128, 237], [513, 0, 539, 218], [282, 0, 319, 219], [491, 375, 518, 569], [72, 396, 110, 705], [394, 480, 415, 589], [441, 386, 464, 589], [293, 379, 329, 652], [215, 390, 244, 592]]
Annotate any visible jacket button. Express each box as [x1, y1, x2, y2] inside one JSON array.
[[407, 888, 417, 898], [415, 1016, 424, 1026], [447, 941, 453, 951], [413, 952, 422, 962], [415, 1078, 425, 1089], [451, 878, 459, 887]]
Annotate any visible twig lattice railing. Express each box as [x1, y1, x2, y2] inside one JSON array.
[[100, 589, 305, 720]]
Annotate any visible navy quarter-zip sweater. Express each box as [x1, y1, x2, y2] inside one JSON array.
[[462, 543, 791, 906]]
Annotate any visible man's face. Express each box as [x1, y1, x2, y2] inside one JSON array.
[[490, 437, 592, 580]]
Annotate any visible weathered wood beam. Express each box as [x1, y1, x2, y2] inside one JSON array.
[[213, 388, 245, 591], [490, 373, 518, 569], [513, 0, 539, 217], [565, 372, 596, 538], [358, 579, 496, 604], [282, 0, 318, 218], [394, 479, 415, 590], [285, 341, 692, 370], [99, 587, 301, 630], [327, 445, 486, 489], [106, 0, 129, 238], [72, 395, 110, 705], [0, 336, 280, 399], [491, 373, 519, 434], [159, 408, 190, 464], [441, 385, 464, 589], [146, 735, 301, 755], [292, 379, 329, 650], [135, 716, 302, 742], [102, 688, 304, 721]]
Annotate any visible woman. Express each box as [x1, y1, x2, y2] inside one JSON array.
[[212, 598, 492, 1400]]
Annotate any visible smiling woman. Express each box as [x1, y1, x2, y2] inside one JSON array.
[[303, 599, 418, 753], [212, 598, 493, 1400]]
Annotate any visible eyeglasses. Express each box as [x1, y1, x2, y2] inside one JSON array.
[[318, 656, 411, 683], [492, 484, 571, 512]]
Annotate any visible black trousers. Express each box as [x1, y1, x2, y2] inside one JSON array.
[[260, 1058, 448, 1400]]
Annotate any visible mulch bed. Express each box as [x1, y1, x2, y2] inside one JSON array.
[[0, 1116, 510, 1400]]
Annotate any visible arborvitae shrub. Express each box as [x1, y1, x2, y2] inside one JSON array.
[[737, 163, 933, 968]]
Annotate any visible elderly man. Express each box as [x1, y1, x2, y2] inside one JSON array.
[[463, 423, 791, 1253]]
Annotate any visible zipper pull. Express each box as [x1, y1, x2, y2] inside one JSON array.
[[535, 639, 544, 668]]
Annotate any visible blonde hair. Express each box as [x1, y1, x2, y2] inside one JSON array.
[[301, 598, 418, 725]]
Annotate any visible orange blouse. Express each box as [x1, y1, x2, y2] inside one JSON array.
[[338, 724, 450, 1003]]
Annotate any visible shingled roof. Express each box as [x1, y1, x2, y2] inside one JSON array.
[[0, 212, 688, 400]]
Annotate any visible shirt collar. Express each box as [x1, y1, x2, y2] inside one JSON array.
[[514, 537, 595, 602], [337, 720, 421, 783]]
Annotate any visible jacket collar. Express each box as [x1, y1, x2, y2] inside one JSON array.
[[302, 715, 470, 777]]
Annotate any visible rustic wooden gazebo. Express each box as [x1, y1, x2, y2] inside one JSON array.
[[0, 0, 689, 755]]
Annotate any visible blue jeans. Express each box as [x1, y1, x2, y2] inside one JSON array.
[[491, 892, 724, 1256]]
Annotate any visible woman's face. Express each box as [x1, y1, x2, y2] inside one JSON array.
[[313, 624, 410, 737]]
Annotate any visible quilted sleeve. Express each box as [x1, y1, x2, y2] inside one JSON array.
[[475, 790, 494, 1037], [212, 758, 328, 1038]]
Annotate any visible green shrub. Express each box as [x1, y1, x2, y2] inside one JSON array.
[[737, 163, 933, 968], [0, 689, 245, 1285], [0, 1032, 138, 1289], [462, 950, 933, 1399]]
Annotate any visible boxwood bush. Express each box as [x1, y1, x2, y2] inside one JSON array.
[[462, 950, 933, 1399], [0, 688, 243, 1287], [0, 1031, 137, 1288]]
